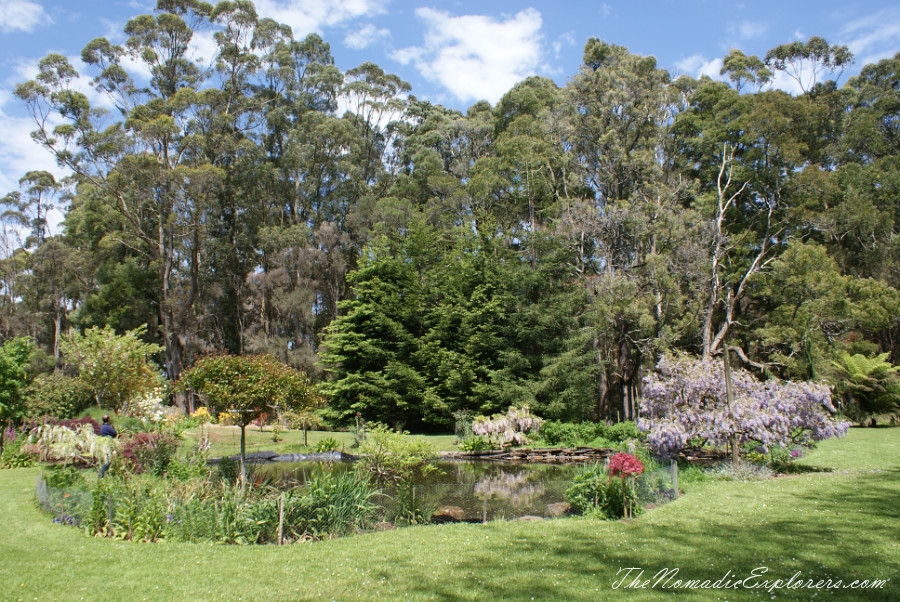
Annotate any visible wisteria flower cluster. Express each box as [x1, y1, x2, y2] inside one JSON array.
[[472, 406, 543, 446], [639, 355, 850, 459], [608, 452, 644, 479]]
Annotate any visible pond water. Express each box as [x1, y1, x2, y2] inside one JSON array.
[[252, 459, 584, 522]]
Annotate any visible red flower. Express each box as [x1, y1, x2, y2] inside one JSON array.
[[608, 452, 644, 478]]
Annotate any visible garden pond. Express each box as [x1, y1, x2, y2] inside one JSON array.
[[246, 456, 673, 522]]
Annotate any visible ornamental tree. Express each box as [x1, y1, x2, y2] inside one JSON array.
[[178, 354, 321, 489], [639, 354, 849, 461], [59, 325, 163, 412]]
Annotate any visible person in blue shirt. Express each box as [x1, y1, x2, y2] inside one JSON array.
[[100, 415, 117, 438], [99, 415, 117, 477]]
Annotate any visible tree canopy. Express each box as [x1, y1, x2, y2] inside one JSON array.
[[3, 1, 899, 429]]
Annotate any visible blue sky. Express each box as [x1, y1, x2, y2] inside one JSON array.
[[2, 0, 900, 201]]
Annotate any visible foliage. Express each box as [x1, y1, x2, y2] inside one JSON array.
[[0, 430, 33, 468], [458, 435, 492, 452], [565, 463, 630, 519], [355, 423, 438, 524], [78, 465, 378, 544], [314, 437, 340, 453], [24, 372, 94, 420], [471, 406, 543, 447], [291, 470, 378, 539], [452, 409, 473, 443], [40, 464, 87, 489], [33, 416, 101, 438], [190, 406, 215, 423], [179, 355, 319, 429], [537, 420, 640, 447], [178, 354, 320, 486], [59, 325, 163, 412], [32, 422, 117, 467], [608, 452, 645, 478], [830, 352, 900, 420], [0, 338, 36, 443], [216, 456, 240, 485], [119, 432, 179, 476], [4, 5, 900, 432], [754, 241, 899, 380], [640, 355, 851, 459], [284, 409, 325, 446]]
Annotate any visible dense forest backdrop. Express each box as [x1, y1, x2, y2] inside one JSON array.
[[2, 1, 899, 431]]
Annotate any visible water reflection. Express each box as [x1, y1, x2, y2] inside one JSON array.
[[254, 459, 580, 522]]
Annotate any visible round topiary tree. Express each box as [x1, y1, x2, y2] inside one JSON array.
[[178, 354, 321, 490]]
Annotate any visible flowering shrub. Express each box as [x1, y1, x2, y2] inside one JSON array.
[[472, 406, 543, 447], [217, 411, 237, 426], [190, 407, 215, 423], [640, 355, 851, 459], [608, 452, 644, 478], [127, 387, 167, 422]]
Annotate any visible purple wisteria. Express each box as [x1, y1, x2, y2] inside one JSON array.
[[639, 355, 850, 459]]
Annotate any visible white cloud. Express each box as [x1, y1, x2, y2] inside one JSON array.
[[0, 0, 49, 33], [0, 91, 69, 197], [344, 23, 390, 50], [252, 0, 387, 37], [187, 29, 221, 66], [674, 55, 723, 80], [732, 20, 767, 41], [768, 68, 805, 95], [552, 32, 576, 58], [392, 7, 544, 105], [840, 7, 900, 66]]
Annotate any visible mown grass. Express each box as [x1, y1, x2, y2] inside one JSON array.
[[177, 424, 461, 458], [0, 428, 897, 601]]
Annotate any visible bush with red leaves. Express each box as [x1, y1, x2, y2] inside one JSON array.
[[119, 432, 179, 476]]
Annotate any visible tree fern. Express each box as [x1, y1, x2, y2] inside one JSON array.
[[832, 352, 900, 418]]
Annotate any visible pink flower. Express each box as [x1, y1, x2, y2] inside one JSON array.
[[608, 452, 644, 478]]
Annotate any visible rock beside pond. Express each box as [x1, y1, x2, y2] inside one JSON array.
[[432, 505, 466, 522], [545, 502, 572, 517]]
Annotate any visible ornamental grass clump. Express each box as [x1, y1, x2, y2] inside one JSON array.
[[32, 422, 117, 468]]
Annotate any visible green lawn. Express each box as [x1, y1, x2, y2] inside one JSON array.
[[1, 428, 897, 601], [178, 424, 461, 458]]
